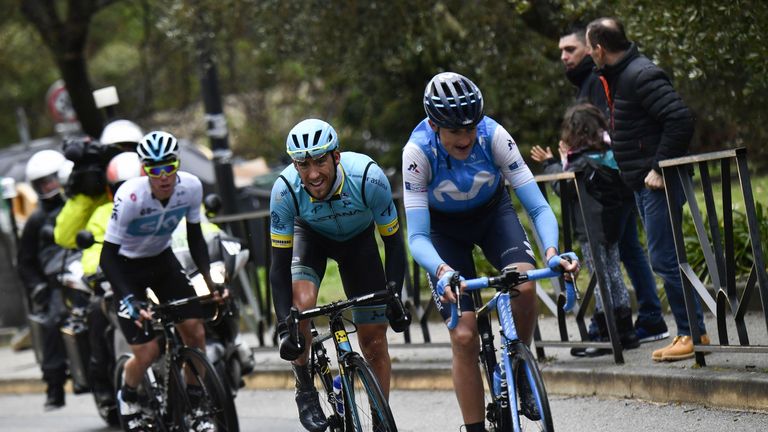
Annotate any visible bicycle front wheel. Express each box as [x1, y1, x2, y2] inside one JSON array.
[[508, 343, 554, 431], [343, 353, 397, 432], [170, 347, 240, 432], [113, 355, 168, 432]]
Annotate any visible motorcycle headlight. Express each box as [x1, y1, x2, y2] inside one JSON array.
[[210, 261, 226, 284], [189, 261, 226, 296]]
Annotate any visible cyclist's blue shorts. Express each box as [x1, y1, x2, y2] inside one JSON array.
[[427, 191, 536, 322], [291, 221, 388, 325]]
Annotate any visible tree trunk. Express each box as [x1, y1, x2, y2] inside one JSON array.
[[19, 0, 109, 138], [56, 54, 103, 138]]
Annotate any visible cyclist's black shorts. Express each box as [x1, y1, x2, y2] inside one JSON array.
[[428, 191, 536, 322], [291, 220, 388, 324], [113, 247, 205, 345]]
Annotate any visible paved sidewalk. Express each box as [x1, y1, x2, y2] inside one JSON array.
[[2, 313, 767, 412]]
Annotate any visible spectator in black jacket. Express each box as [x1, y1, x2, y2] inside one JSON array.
[[586, 17, 709, 362], [17, 150, 69, 410], [532, 25, 669, 355]]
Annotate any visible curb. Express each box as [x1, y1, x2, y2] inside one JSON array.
[[541, 364, 768, 412], [241, 364, 768, 413]]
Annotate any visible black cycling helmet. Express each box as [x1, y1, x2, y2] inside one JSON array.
[[423, 72, 484, 129]]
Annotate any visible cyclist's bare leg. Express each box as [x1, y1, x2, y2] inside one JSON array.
[[292, 280, 320, 366], [124, 339, 160, 388], [508, 262, 537, 345], [449, 311, 485, 424], [177, 318, 207, 383], [356, 323, 391, 397]]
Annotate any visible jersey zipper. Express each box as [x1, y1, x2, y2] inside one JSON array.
[[327, 201, 343, 235]]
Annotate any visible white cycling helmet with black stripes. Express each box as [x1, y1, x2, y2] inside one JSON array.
[[285, 119, 339, 161], [137, 131, 179, 164]]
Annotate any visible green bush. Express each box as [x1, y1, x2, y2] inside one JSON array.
[[684, 200, 768, 285]]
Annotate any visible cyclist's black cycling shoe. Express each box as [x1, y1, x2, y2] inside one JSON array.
[[295, 389, 329, 432]]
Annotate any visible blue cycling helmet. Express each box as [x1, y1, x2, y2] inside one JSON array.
[[423, 72, 484, 129], [286, 119, 339, 161], [137, 131, 179, 164]]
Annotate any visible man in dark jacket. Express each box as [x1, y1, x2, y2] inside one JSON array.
[[586, 17, 708, 362], [533, 26, 668, 354], [17, 150, 70, 409]]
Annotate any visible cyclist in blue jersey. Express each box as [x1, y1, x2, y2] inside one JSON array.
[[270, 119, 409, 432], [402, 72, 578, 432]]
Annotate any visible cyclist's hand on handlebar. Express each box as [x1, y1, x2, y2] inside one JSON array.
[[546, 251, 580, 278], [121, 294, 151, 329], [277, 319, 305, 361], [436, 269, 465, 304], [210, 283, 229, 303]]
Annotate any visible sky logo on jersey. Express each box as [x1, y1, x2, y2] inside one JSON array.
[[126, 207, 188, 236], [433, 171, 494, 202]]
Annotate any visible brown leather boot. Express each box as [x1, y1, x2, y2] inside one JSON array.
[[652, 334, 710, 362]]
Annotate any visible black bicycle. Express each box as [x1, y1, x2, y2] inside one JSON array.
[[285, 283, 403, 432], [114, 293, 239, 432]]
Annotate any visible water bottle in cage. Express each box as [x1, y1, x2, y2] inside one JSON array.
[[493, 364, 508, 408], [332, 375, 345, 415]]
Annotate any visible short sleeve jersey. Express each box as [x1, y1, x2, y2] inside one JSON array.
[[401, 117, 534, 213], [104, 171, 203, 258], [269, 152, 399, 247]]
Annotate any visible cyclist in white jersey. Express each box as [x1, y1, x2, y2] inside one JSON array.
[[100, 131, 224, 432]]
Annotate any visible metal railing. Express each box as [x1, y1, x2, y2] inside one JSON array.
[[659, 148, 768, 366], [526, 171, 626, 363], [210, 173, 631, 363]]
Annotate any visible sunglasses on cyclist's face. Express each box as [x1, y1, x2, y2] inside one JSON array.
[[143, 160, 180, 178]]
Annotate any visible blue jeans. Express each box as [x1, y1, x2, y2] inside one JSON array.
[[617, 201, 663, 325], [634, 178, 706, 336]]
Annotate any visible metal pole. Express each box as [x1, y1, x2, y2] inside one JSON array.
[[195, 24, 239, 217]]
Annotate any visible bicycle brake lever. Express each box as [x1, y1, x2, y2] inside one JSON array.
[[142, 319, 152, 337], [451, 273, 462, 317]]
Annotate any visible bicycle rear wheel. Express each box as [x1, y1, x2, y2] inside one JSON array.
[[343, 353, 397, 432], [170, 347, 240, 432], [508, 343, 554, 431]]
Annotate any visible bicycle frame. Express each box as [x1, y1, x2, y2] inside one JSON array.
[[288, 288, 398, 431], [144, 294, 222, 425], [445, 262, 578, 432], [477, 290, 527, 431]]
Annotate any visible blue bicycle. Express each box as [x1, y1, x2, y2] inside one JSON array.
[[441, 255, 578, 432]]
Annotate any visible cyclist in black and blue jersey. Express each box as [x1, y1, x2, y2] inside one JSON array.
[[270, 119, 409, 432], [402, 72, 579, 432]]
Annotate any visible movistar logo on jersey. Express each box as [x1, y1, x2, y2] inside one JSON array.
[[433, 171, 495, 202]]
